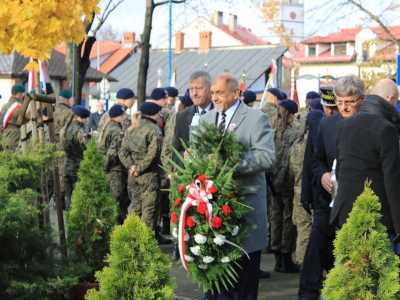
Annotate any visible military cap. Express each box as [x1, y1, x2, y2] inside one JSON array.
[[59, 89, 72, 99], [243, 90, 257, 104], [139, 102, 162, 116], [278, 99, 298, 114], [320, 86, 337, 107], [306, 109, 324, 122], [309, 98, 323, 111], [12, 84, 25, 93], [165, 86, 179, 97], [267, 88, 284, 101], [306, 91, 320, 99], [71, 106, 90, 118], [151, 88, 168, 100], [180, 94, 193, 107], [281, 91, 288, 100], [109, 104, 126, 118], [42, 105, 55, 116], [116, 88, 135, 100]]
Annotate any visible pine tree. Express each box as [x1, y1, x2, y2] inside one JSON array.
[[322, 180, 400, 299]]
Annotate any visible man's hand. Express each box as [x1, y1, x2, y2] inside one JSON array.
[[129, 165, 138, 177], [183, 149, 194, 161], [321, 172, 333, 194], [301, 202, 313, 215]]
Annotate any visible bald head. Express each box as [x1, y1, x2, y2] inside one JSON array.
[[371, 79, 399, 106]]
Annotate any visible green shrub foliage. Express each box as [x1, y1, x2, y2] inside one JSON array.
[[0, 147, 78, 299], [66, 139, 118, 282], [86, 213, 176, 300], [322, 181, 400, 300]]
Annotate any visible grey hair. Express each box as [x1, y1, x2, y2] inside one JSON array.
[[333, 75, 366, 98], [189, 70, 212, 88]]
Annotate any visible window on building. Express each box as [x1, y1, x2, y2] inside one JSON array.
[[334, 43, 346, 55], [308, 46, 316, 55]]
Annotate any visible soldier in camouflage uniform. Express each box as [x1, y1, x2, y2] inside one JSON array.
[[59, 106, 90, 210], [97, 105, 129, 224], [119, 102, 171, 245], [53, 89, 74, 208], [260, 88, 284, 126], [293, 91, 320, 132], [165, 86, 179, 112], [97, 88, 135, 133], [0, 84, 26, 151], [270, 99, 301, 273]]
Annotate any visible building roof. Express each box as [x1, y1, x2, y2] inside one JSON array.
[[294, 48, 355, 63], [90, 44, 288, 96]]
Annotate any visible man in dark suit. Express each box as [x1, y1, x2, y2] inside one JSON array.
[[200, 73, 275, 300], [88, 101, 105, 131], [298, 75, 365, 300]]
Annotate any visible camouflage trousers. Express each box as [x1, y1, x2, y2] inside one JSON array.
[[292, 189, 312, 264], [127, 174, 160, 231], [58, 155, 65, 194], [107, 170, 129, 224], [270, 190, 296, 253]]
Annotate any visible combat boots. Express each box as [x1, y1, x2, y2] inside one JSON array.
[[273, 250, 283, 272], [280, 252, 301, 273], [160, 216, 170, 234], [155, 226, 172, 245]]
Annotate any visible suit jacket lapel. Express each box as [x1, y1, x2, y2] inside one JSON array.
[[229, 101, 247, 131]]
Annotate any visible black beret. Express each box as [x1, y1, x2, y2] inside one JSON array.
[[12, 84, 25, 93], [139, 102, 162, 116], [165, 86, 179, 97], [59, 89, 72, 99], [306, 109, 324, 122], [243, 90, 256, 104], [71, 106, 90, 118], [278, 99, 298, 114], [309, 98, 323, 111], [42, 106, 55, 116], [109, 104, 126, 118], [151, 88, 168, 100], [267, 88, 283, 100], [320, 86, 336, 107], [306, 91, 320, 99], [281, 92, 287, 100], [116, 88, 135, 100], [180, 94, 193, 107]]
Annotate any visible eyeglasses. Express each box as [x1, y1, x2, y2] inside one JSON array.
[[335, 95, 363, 106]]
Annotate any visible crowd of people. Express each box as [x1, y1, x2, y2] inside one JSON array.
[[1, 71, 400, 300]]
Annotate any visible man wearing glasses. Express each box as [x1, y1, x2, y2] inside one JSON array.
[[298, 75, 365, 300]]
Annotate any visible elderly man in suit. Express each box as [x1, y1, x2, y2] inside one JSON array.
[[199, 73, 275, 299], [88, 101, 105, 132]]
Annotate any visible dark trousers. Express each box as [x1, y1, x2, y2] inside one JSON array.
[[298, 227, 335, 300], [205, 250, 261, 300]]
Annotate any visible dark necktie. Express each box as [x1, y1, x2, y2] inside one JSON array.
[[218, 112, 226, 133], [200, 109, 206, 115]]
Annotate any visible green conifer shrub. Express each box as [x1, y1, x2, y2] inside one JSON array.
[[0, 147, 78, 299], [85, 213, 176, 300], [322, 180, 400, 299], [66, 139, 118, 282]]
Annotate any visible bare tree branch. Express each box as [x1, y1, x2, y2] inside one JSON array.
[[92, 0, 125, 36]]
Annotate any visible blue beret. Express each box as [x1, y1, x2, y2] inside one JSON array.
[[309, 98, 324, 111], [243, 90, 256, 104], [71, 106, 90, 118], [109, 104, 126, 118], [139, 102, 162, 116], [180, 94, 193, 107], [12, 84, 25, 93], [165, 86, 179, 97], [42, 106, 55, 116], [278, 99, 298, 114], [267, 88, 283, 101], [116, 88, 135, 100], [306, 109, 323, 122], [306, 91, 320, 99], [151, 88, 168, 100], [59, 89, 72, 99], [281, 92, 287, 100]]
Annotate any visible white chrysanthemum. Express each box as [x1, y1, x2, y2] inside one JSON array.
[[171, 227, 178, 238], [213, 234, 226, 246], [221, 256, 231, 263], [194, 234, 207, 244], [232, 226, 239, 236], [184, 255, 194, 262], [190, 245, 201, 256], [203, 256, 215, 264], [198, 265, 207, 269], [184, 231, 190, 241]]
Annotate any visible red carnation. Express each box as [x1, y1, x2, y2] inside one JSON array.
[[177, 185, 186, 193], [197, 174, 207, 181], [186, 216, 196, 228], [208, 186, 218, 194], [229, 193, 236, 198], [174, 198, 183, 207], [197, 202, 208, 215], [222, 205, 231, 216], [212, 216, 223, 228], [171, 212, 178, 224]]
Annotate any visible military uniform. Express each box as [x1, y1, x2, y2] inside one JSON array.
[[119, 116, 162, 231], [260, 102, 278, 127], [0, 96, 22, 150], [97, 103, 132, 133], [294, 109, 307, 132], [98, 120, 129, 224]]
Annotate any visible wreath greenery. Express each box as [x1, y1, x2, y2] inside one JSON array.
[[164, 121, 253, 294]]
